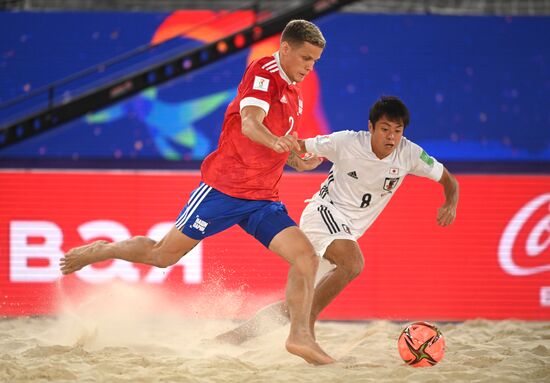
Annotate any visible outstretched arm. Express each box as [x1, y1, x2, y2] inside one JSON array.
[[437, 167, 459, 226]]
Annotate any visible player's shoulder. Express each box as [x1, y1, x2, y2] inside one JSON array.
[[248, 56, 280, 77], [340, 129, 370, 148], [328, 130, 366, 156], [399, 136, 416, 148], [396, 135, 425, 162], [397, 135, 416, 151], [243, 56, 285, 94], [255, 55, 278, 68], [356, 130, 370, 141], [332, 129, 364, 141]]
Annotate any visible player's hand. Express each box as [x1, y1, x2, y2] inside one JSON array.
[[299, 152, 323, 171], [437, 203, 456, 226], [271, 132, 300, 153]]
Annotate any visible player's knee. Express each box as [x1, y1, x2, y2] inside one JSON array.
[[294, 248, 319, 275], [341, 253, 364, 280], [150, 241, 185, 268], [154, 255, 175, 268], [154, 251, 188, 268], [134, 235, 157, 256]]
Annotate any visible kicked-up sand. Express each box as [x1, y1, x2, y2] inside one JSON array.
[[0, 283, 549, 383]]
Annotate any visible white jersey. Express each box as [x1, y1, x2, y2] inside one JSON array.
[[304, 130, 444, 239]]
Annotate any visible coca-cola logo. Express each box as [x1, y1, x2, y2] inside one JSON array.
[[499, 193, 550, 276]]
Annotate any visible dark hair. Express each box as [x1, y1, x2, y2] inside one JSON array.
[[281, 19, 326, 49], [369, 96, 410, 128]]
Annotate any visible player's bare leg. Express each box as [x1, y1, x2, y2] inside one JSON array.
[[60, 226, 200, 275], [215, 239, 363, 344], [268, 227, 334, 365], [307, 239, 364, 336]]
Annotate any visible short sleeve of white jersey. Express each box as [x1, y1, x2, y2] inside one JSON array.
[[239, 61, 277, 115], [304, 130, 355, 163], [407, 140, 444, 181]]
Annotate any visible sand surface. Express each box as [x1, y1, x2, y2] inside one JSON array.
[[1, 284, 549, 382]]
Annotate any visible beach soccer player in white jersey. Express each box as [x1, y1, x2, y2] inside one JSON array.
[[216, 95, 460, 344]]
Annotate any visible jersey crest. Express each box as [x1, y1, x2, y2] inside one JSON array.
[[383, 177, 400, 192]]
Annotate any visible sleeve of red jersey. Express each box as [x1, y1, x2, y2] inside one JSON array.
[[239, 60, 278, 116]]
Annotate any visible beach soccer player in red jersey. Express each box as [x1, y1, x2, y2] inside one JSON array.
[[60, 20, 333, 365]]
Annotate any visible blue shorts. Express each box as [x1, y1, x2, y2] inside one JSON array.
[[175, 182, 297, 248]]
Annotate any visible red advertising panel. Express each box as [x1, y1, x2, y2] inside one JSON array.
[[0, 170, 548, 320]]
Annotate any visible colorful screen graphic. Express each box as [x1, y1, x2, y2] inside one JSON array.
[[1, 12, 549, 164]]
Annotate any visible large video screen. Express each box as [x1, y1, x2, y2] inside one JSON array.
[[1, 11, 549, 164]]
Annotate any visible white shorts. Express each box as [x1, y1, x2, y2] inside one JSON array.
[[300, 199, 358, 283], [300, 199, 357, 257]]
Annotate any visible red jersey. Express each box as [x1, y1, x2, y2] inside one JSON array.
[[201, 53, 303, 201]]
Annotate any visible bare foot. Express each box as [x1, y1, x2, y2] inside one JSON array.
[[286, 333, 335, 365], [59, 240, 110, 275]]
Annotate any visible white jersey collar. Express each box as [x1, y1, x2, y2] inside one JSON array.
[[273, 51, 295, 85]]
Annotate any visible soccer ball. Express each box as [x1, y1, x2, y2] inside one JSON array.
[[397, 321, 445, 367]]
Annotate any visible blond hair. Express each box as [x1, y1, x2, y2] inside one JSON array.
[[281, 19, 326, 48]]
